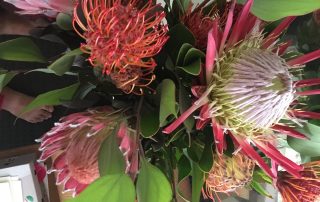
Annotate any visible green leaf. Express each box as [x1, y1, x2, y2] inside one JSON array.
[[176, 43, 193, 66], [253, 169, 272, 184], [191, 162, 204, 202], [177, 155, 192, 201], [183, 48, 205, 66], [174, 0, 190, 13], [136, 159, 173, 202], [140, 105, 160, 137], [48, 48, 82, 76], [0, 38, 46, 62], [159, 79, 177, 127], [166, 23, 195, 61], [250, 181, 273, 198], [56, 13, 73, 31], [98, 126, 126, 176], [21, 82, 79, 114], [67, 174, 135, 202], [0, 71, 17, 90], [179, 85, 194, 132], [199, 141, 213, 172], [287, 137, 320, 157], [177, 58, 201, 76], [238, 0, 320, 21], [288, 121, 320, 157]]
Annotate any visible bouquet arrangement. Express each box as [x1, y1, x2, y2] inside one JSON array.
[[1, 0, 320, 201]]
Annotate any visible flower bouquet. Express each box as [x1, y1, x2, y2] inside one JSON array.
[[1, 0, 320, 201]]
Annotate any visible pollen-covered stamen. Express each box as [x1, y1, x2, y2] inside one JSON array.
[[213, 49, 294, 132]]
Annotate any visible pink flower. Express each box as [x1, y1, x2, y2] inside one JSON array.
[[3, 0, 74, 17], [163, 0, 320, 180], [37, 106, 138, 196]]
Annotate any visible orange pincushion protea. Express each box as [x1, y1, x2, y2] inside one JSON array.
[[37, 107, 137, 196], [73, 0, 168, 94], [206, 153, 255, 198], [277, 161, 320, 202]]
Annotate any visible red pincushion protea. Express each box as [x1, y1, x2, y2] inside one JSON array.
[[73, 0, 168, 94], [37, 107, 137, 196], [181, 1, 218, 50], [277, 161, 320, 202], [163, 0, 320, 179]]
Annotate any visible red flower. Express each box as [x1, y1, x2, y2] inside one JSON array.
[[73, 0, 168, 94], [37, 107, 138, 196], [163, 0, 320, 179], [277, 161, 320, 202]]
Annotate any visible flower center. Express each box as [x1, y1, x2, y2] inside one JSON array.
[[210, 48, 294, 133]]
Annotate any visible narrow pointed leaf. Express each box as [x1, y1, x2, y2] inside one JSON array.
[[159, 79, 177, 126], [191, 162, 204, 202], [21, 82, 79, 114], [0, 71, 17, 90], [48, 48, 82, 76], [0, 38, 46, 62]]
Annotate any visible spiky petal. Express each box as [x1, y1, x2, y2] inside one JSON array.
[[37, 107, 137, 196], [277, 161, 320, 202]]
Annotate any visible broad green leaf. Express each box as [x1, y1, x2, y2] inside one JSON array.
[[238, 0, 320, 21], [288, 121, 320, 157], [179, 85, 194, 132], [136, 159, 173, 202], [166, 23, 195, 61], [0, 38, 46, 62], [56, 13, 73, 30], [0, 71, 17, 90], [140, 105, 160, 137], [287, 137, 320, 157], [199, 141, 213, 172], [191, 162, 204, 202], [177, 155, 192, 202], [177, 58, 201, 75], [67, 174, 135, 202], [174, 0, 190, 13], [98, 127, 126, 176], [21, 82, 79, 114], [48, 48, 82, 76], [183, 48, 205, 66], [250, 181, 273, 198], [159, 79, 177, 127], [176, 43, 193, 66]]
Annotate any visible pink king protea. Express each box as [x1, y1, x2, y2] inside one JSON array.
[[37, 107, 137, 196], [163, 0, 320, 179], [73, 0, 168, 94], [3, 0, 74, 17]]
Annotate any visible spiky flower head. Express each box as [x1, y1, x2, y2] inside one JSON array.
[[277, 161, 320, 202], [181, 1, 218, 50], [37, 107, 137, 196], [164, 0, 320, 179], [73, 0, 168, 94], [206, 153, 255, 197]]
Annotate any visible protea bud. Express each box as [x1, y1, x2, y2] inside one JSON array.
[[277, 161, 320, 202], [206, 153, 255, 198], [37, 106, 137, 196]]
